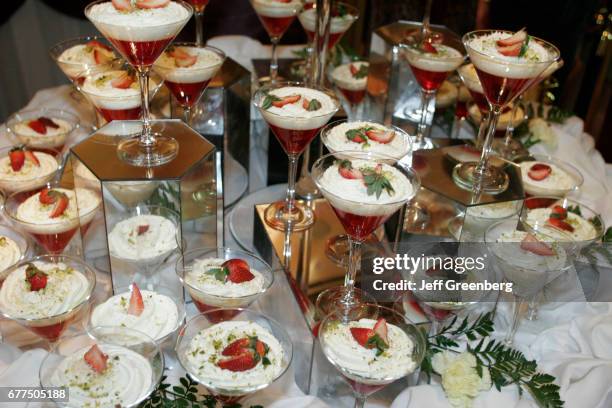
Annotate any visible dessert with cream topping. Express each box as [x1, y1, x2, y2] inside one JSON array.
[[519, 160, 580, 196], [0, 146, 58, 194], [522, 201, 602, 243], [10, 114, 76, 153], [457, 63, 487, 113], [53, 38, 116, 81], [331, 62, 368, 106], [108, 213, 178, 261], [298, 2, 358, 49], [251, 0, 302, 39], [90, 283, 181, 342], [0, 235, 23, 279], [404, 42, 464, 91]]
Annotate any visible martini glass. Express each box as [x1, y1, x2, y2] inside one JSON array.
[[153, 43, 225, 125], [40, 326, 163, 407], [85, 0, 193, 167], [298, 2, 359, 50], [318, 304, 426, 408], [330, 61, 369, 121], [250, 0, 302, 82], [403, 30, 465, 150], [0, 254, 96, 344], [453, 30, 560, 194], [187, 0, 211, 45], [175, 309, 293, 403], [49, 36, 117, 85], [312, 151, 420, 312], [0, 146, 60, 195], [253, 81, 339, 231]]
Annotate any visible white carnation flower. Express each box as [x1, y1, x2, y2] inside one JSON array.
[[529, 118, 557, 149], [432, 351, 491, 408]]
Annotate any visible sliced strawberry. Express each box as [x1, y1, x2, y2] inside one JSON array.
[[25, 264, 48, 292], [84, 344, 108, 374], [497, 42, 522, 57], [127, 283, 145, 316], [49, 193, 69, 218], [496, 28, 527, 47], [338, 160, 363, 180], [8, 148, 25, 172], [27, 119, 47, 134], [168, 47, 191, 59], [39, 188, 56, 204], [421, 41, 438, 54], [373, 318, 389, 346], [175, 54, 197, 67], [547, 217, 574, 233], [93, 48, 115, 64], [137, 224, 150, 236], [217, 352, 257, 372], [349, 63, 359, 76], [24, 151, 40, 167], [136, 0, 170, 9], [111, 73, 135, 89], [520, 233, 555, 256], [226, 266, 255, 284], [550, 205, 567, 220], [527, 163, 552, 181], [366, 129, 395, 144], [38, 117, 60, 129], [254, 340, 267, 358], [272, 94, 301, 108], [302, 98, 311, 110], [524, 197, 557, 209], [86, 40, 113, 52], [221, 338, 251, 356], [112, 0, 134, 11], [350, 327, 375, 348]]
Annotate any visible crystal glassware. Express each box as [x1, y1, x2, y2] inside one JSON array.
[[312, 151, 420, 312], [515, 154, 583, 197], [453, 30, 560, 194], [49, 36, 117, 84], [253, 81, 339, 231], [250, 0, 302, 82], [0, 146, 60, 195], [40, 325, 163, 407], [298, 1, 359, 50], [85, 0, 193, 167], [186, 0, 211, 45], [330, 61, 369, 121], [318, 304, 426, 408], [153, 43, 225, 125], [175, 309, 292, 403], [457, 62, 489, 148], [402, 30, 465, 150]]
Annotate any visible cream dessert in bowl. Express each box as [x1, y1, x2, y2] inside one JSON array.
[[90, 283, 182, 342], [298, 3, 357, 48], [10, 115, 76, 151], [451, 201, 522, 241], [331, 62, 368, 105], [519, 158, 581, 196], [0, 147, 58, 194], [53, 38, 116, 80], [321, 121, 411, 160], [0, 234, 24, 279], [404, 44, 464, 78], [108, 214, 178, 262], [252, 0, 302, 19], [105, 181, 159, 207]]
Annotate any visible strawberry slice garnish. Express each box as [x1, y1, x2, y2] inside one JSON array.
[[84, 344, 109, 374], [221, 338, 251, 356], [420, 41, 438, 54], [272, 94, 301, 108], [550, 205, 567, 220], [373, 318, 389, 346], [175, 54, 197, 67], [365, 129, 395, 144], [112, 0, 134, 11], [87, 40, 113, 52], [527, 163, 552, 181], [217, 351, 257, 372], [8, 147, 25, 172], [137, 224, 150, 236], [350, 327, 375, 348], [39, 188, 60, 205], [135, 0, 170, 9], [350, 322, 389, 355], [27, 119, 47, 134], [520, 233, 555, 256], [111, 72, 135, 89], [338, 160, 363, 180], [496, 28, 527, 47], [49, 192, 69, 218], [127, 283, 145, 316], [497, 42, 522, 57], [24, 151, 40, 167], [25, 263, 48, 291], [222, 259, 255, 283], [168, 47, 191, 59], [547, 217, 574, 233], [93, 48, 115, 64], [38, 117, 60, 129], [349, 63, 359, 76]]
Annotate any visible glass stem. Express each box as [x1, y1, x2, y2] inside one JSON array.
[[475, 110, 491, 149], [138, 67, 153, 146], [270, 39, 279, 81], [286, 154, 299, 215], [474, 107, 500, 180], [415, 89, 435, 147], [354, 395, 366, 408], [343, 237, 362, 304], [195, 11, 205, 46], [505, 296, 524, 345], [422, 0, 433, 37], [183, 106, 192, 126], [503, 97, 521, 147]]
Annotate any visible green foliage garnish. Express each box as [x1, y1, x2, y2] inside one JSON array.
[[292, 47, 310, 60], [546, 106, 572, 124], [305, 98, 322, 111], [603, 227, 612, 243], [206, 267, 228, 282], [567, 205, 581, 216], [345, 127, 373, 144], [261, 94, 281, 110], [362, 166, 395, 198], [351, 64, 369, 79], [366, 334, 389, 356], [518, 35, 531, 58]]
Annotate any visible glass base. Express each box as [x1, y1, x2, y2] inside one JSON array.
[[117, 135, 179, 167], [452, 162, 509, 194], [263, 200, 314, 232], [410, 135, 435, 151], [325, 234, 383, 267], [404, 201, 430, 231], [315, 286, 377, 319], [492, 138, 529, 160], [258, 75, 286, 86]]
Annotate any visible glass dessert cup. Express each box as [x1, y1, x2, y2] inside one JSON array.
[[6, 109, 79, 156], [330, 61, 369, 121], [0, 146, 60, 196], [253, 81, 339, 232], [515, 154, 583, 197], [49, 36, 117, 85], [85, 0, 193, 167], [453, 30, 561, 194], [447, 200, 522, 241], [402, 29, 465, 151], [318, 303, 426, 408], [176, 247, 274, 322], [485, 219, 573, 344], [0, 225, 30, 282], [249, 0, 302, 82], [77, 62, 164, 127], [0, 254, 96, 344], [4, 184, 100, 255], [312, 151, 420, 312], [320, 120, 413, 265], [153, 43, 225, 125], [40, 325, 163, 407], [108, 204, 181, 287], [175, 309, 293, 402]]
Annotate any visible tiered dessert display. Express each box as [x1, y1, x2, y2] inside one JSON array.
[[250, 0, 303, 82], [253, 81, 339, 231], [85, 0, 193, 166], [331, 61, 369, 121], [312, 152, 419, 311], [6, 109, 79, 156], [453, 29, 560, 193], [153, 43, 225, 124]]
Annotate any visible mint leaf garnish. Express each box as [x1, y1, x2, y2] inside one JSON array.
[[205, 267, 228, 282], [362, 166, 395, 198], [352, 65, 369, 79], [261, 94, 281, 110], [518, 35, 531, 58], [306, 98, 322, 111]]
